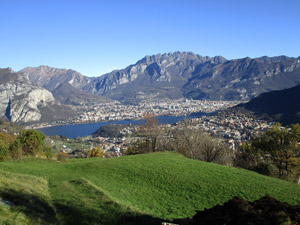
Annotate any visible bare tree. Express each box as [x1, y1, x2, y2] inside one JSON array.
[[174, 120, 230, 164], [139, 113, 161, 153]]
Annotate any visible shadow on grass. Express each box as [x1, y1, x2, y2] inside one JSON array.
[[0, 179, 168, 225], [0, 189, 57, 224], [53, 179, 165, 225], [54, 200, 164, 225]]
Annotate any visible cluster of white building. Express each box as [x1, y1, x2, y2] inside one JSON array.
[[73, 99, 240, 123]]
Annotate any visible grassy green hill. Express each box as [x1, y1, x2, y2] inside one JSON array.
[[0, 152, 300, 224]]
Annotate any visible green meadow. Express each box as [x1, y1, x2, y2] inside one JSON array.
[[0, 152, 299, 224]]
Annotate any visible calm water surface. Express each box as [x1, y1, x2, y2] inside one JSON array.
[[37, 113, 206, 139]]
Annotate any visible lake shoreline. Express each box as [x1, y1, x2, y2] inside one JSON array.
[[32, 111, 211, 129], [36, 112, 209, 139]]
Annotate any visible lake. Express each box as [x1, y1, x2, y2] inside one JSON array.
[[37, 112, 206, 139]]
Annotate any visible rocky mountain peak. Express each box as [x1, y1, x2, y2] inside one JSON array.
[[212, 55, 227, 64], [137, 52, 226, 65], [6, 67, 15, 73]]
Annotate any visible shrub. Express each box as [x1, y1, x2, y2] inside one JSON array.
[[125, 146, 137, 155], [0, 132, 16, 161], [43, 146, 54, 159], [88, 147, 105, 158]]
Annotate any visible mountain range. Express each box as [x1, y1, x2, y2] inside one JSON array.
[[1, 51, 300, 124], [19, 52, 300, 104]]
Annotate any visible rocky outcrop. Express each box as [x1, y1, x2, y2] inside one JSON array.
[[0, 68, 72, 123]]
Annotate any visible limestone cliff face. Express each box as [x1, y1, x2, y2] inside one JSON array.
[[0, 68, 57, 123]]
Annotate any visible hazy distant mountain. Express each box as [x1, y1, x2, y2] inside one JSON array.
[[20, 65, 91, 91], [19, 52, 300, 104], [233, 84, 300, 125], [0, 68, 74, 124], [19, 66, 107, 105]]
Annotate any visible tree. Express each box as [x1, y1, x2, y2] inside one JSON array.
[[174, 120, 230, 164], [0, 132, 16, 161], [139, 113, 161, 153], [249, 123, 300, 179], [9, 138, 23, 160], [234, 143, 274, 176], [19, 130, 45, 157]]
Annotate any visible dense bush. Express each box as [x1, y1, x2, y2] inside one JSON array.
[[20, 130, 45, 157]]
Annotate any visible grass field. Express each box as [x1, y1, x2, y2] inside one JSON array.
[[0, 152, 300, 224]]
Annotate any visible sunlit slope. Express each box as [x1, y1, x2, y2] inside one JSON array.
[[0, 152, 299, 222]]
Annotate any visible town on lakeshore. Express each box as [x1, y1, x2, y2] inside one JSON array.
[[36, 99, 274, 158], [30, 99, 240, 128]]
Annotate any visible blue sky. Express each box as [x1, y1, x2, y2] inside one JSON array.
[[1, 0, 299, 77]]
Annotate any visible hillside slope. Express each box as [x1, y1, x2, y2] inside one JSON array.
[[0, 152, 299, 224], [51, 83, 108, 105], [233, 84, 300, 125]]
